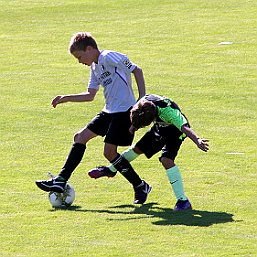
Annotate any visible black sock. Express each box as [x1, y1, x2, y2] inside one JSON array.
[[58, 143, 86, 181], [111, 154, 142, 187]]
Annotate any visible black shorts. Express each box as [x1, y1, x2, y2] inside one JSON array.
[[135, 124, 186, 161], [87, 108, 134, 146]]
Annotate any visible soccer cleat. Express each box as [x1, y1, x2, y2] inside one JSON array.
[[35, 177, 66, 193], [88, 166, 117, 179], [133, 180, 152, 204], [173, 199, 192, 211]]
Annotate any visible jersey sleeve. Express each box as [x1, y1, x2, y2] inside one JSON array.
[[105, 51, 136, 73], [87, 67, 100, 90], [158, 106, 189, 131]]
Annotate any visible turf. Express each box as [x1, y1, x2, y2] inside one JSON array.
[[0, 0, 256, 256]]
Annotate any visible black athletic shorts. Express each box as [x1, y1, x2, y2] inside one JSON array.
[[86, 108, 134, 146], [135, 123, 186, 161]]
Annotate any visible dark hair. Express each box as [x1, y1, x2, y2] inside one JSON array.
[[69, 32, 98, 53], [130, 99, 156, 129]]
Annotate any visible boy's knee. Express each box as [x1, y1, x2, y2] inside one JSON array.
[[74, 132, 81, 142], [73, 128, 96, 144], [159, 156, 175, 169], [104, 145, 118, 161], [103, 150, 110, 160], [74, 131, 86, 144], [133, 145, 143, 154]]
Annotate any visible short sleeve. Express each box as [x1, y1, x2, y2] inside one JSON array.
[[105, 51, 136, 73], [88, 67, 100, 90], [158, 107, 189, 131]]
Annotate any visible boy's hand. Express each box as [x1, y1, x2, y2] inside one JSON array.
[[196, 138, 209, 152], [51, 95, 63, 108]]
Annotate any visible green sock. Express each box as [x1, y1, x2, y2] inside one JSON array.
[[122, 147, 139, 162], [108, 147, 139, 172], [166, 166, 187, 201]]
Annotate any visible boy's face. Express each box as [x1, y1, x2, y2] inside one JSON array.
[[72, 47, 95, 66]]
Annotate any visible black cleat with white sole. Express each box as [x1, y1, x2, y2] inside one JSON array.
[[133, 180, 152, 204], [35, 177, 66, 193]]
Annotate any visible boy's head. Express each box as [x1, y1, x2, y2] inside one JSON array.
[[69, 32, 98, 54], [69, 32, 99, 66], [130, 99, 156, 129]]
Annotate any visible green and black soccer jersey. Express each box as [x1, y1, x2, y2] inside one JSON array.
[[143, 94, 190, 131], [135, 94, 190, 160]]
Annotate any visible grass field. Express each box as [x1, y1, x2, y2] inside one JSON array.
[[1, 0, 256, 256]]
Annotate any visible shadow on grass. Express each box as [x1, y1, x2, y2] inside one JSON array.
[[50, 202, 235, 227], [109, 203, 235, 227]]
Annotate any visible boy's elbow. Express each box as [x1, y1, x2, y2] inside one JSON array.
[[87, 95, 95, 101], [181, 124, 186, 132], [133, 66, 143, 74], [181, 124, 190, 134], [86, 89, 97, 101]]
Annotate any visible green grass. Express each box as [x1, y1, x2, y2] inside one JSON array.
[[1, 0, 256, 256]]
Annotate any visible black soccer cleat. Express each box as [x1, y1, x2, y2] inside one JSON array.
[[35, 177, 66, 193], [88, 166, 117, 179], [133, 180, 152, 204]]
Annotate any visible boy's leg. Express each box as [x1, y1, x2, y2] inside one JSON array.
[[35, 128, 97, 193], [159, 126, 192, 211], [109, 153, 142, 186], [88, 127, 162, 203], [58, 142, 86, 181], [103, 142, 151, 204], [164, 161, 187, 201], [109, 146, 141, 172], [162, 159, 192, 211], [110, 153, 151, 204], [89, 109, 151, 204], [88, 146, 140, 178], [100, 110, 144, 188]]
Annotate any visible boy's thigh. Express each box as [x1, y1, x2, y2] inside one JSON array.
[[161, 139, 182, 161], [160, 126, 183, 161], [136, 125, 183, 160], [104, 110, 134, 146], [135, 129, 164, 159], [86, 111, 111, 136]]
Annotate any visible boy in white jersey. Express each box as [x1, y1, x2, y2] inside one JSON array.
[[35, 32, 151, 204]]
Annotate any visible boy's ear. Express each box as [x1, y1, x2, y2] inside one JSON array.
[[85, 45, 93, 51]]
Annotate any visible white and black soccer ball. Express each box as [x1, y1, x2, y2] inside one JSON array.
[[48, 183, 75, 208]]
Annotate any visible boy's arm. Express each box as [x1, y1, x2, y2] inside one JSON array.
[[132, 66, 146, 99], [181, 124, 209, 152], [51, 88, 97, 108]]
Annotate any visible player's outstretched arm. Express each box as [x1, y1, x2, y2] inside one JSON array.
[[181, 125, 209, 152], [51, 88, 97, 108]]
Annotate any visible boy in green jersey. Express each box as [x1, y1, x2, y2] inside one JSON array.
[[89, 94, 209, 211]]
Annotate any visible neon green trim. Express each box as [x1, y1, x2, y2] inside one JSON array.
[[179, 133, 187, 140]]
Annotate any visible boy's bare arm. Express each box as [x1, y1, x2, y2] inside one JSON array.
[[51, 88, 97, 108], [132, 66, 146, 99], [181, 125, 209, 152]]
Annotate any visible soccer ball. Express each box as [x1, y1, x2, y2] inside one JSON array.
[[48, 183, 75, 208]]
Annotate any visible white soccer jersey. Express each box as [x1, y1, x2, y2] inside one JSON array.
[[88, 50, 137, 113]]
